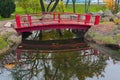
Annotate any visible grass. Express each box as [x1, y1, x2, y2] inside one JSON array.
[[65, 4, 106, 14], [0, 7, 25, 20]]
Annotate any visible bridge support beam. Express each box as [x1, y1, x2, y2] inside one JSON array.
[[15, 15, 21, 28], [85, 14, 91, 24], [94, 15, 100, 25], [58, 13, 60, 23]]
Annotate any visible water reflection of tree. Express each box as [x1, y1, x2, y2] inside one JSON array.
[[11, 50, 107, 80], [51, 52, 107, 80]]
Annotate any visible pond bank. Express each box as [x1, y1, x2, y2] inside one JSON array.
[[0, 20, 21, 55], [85, 22, 120, 50]]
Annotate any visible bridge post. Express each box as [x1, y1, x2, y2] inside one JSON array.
[[28, 14, 32, 26], [15, 14, 21, 28], [77, 14, 80, 22], [85, 14, 91, 24], [58, 13, 60, 23], [53, 12, 56, 20], [94, 15, 100, 25]]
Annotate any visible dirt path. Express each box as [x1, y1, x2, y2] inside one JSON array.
[[0, 19, 15, 27]]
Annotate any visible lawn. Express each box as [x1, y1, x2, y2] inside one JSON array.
[[65, 4, 106, 13]]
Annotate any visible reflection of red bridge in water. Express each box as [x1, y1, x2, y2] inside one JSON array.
[[17, 39, 99, 60], [15, 12, 100, 34]]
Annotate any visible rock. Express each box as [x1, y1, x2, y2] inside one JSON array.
[[101, 10, 115, 22], [7, 34, 21, 46], [0, 26, 21, 55], [4, 22, 13, 28], [0, 46, 9, 55], [0, 20, 14, 27], [101, 17, 112, 22], [0, 28, 17, 39], [103, 10, 114, 17], [85, 22, 119, 46], [115, 12, 120, 18], [97, 10, 104, 16]]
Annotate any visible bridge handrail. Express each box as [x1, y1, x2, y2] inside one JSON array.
[[15, 13, 100, 28]]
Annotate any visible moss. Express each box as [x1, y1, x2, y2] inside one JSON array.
[[0, 37, 8, 49], [102, 36, 116, 44]]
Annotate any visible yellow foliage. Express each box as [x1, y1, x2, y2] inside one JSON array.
[[104, 0, 115, 10], [56, 1, 66, 12], [113, 18, 120, 24]]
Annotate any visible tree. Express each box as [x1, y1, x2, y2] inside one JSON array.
[[56, 0, 66, 12], [47, 0, 54, 12], [72, 0, 76, 13], [114, 0, 120, 13], [85, 0, 91, 13], [98, 0, 99, 5], [50, 0, 59, 12], [104, 0, 115, 11], [0, 0, 15, 18], [17, 0, 40, 13], [39, 0, 45, 12], [39, 0, 59, 12]]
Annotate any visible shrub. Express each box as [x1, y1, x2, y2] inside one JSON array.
[[104, 0, 115, 11], [0, 0, 16, 18]]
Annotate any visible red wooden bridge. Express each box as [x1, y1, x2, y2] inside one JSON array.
[[15, 12, 100, 34]]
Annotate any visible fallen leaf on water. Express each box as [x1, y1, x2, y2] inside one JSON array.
[[4, 64, 15, 69]]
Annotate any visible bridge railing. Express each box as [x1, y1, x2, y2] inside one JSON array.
[[15, 13, 100, 28]]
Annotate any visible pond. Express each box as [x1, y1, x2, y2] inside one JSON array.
[[0, 29, 120, 80]]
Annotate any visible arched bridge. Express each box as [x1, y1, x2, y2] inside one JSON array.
[[15, 12, 100, 34]]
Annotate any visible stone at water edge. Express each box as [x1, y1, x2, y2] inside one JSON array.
[[7, 34, 21, 46], [0, 46, 9, 55]]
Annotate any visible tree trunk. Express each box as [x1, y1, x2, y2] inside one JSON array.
[[98, 0, 99, 5], [50, 0, 59, 12], [66, 0, 69, 8], [86, 0, 91, 13], [72, 0, 76, 13], [85, 0, 87, 13], [47, 0, 54, 12], [85, 0, 91, 13], [114, 0, 119, 13], [39, 0, 45, 12]]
